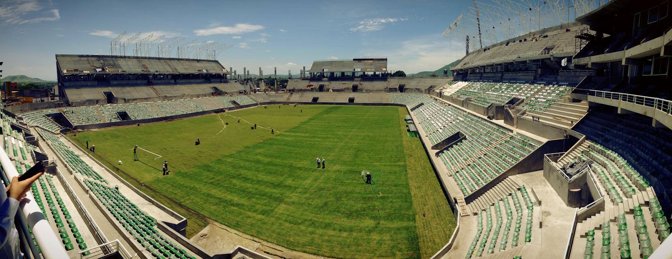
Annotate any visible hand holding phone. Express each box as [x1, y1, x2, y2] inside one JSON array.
[[7, 161, 46, 199], [18, 161, 47, 181]]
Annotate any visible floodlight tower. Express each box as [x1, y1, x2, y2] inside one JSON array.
[[473, 0, 483, 50], [466, 35, 470, 55]]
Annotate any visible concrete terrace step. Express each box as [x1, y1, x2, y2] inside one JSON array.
[[468, 178, 521, 214], [456, 196, 471, 216], [553, 101, 589, 111], [576, 188, 655, 235], [522, 114, 573, 128], [527, 110, 581, 123], [542, 108, 585, 120]]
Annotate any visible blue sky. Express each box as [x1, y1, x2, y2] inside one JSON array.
[[0, 0, 475, 80], [0, 0, 595, 80]]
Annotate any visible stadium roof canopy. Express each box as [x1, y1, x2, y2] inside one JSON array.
[[308, 58, 387, 73], [576, 0, 661, 34], [452, 23, 586, 70], [56, 55, 228, 76]]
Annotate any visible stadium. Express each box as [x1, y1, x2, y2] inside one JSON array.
[[0, 0, 671, 258]]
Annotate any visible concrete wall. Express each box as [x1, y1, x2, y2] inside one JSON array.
[[73, 109, 226, 131], [516, 116, 568, 139], [465, 137, 573, 203], [542, 151, 594, 208]]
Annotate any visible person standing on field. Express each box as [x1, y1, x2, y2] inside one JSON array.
[[133, 145, 138, 161]]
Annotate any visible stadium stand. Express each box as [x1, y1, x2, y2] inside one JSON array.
[[7, 2, 672, 255], [307, 58, 389, 81], [392, 94, 542, 196], [573, 0, 672, 100], [465, 185, 537, 258], [0, 112, 102, 257], [573, 107, 672, 216], [448, 82, 573, 111], [56, 55, 235, 105], [286, 78, 450, 93], [18, 95, 257, 130], [36, 128, 197, 258], [452, 23, 588, 84], [556, 139, 670, 258]]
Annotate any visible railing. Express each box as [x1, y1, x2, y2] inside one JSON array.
[[0, 148, 69, 259], [575, 88, 672, 115], [563, 208, 580, 259]]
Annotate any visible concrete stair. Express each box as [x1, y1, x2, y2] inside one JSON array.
[[456, 196, 471, 216], [524, 101, 588, 128], [469, 178, 520, 215], [557, 141, 590, 165], [576, 188, 655, 236]]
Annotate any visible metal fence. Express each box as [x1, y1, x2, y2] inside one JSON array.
[[576, 89, 672, 115]]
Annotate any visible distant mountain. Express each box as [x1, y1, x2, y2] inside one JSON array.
[[410, 59, 462, 78], [0, 75, 54, 84]]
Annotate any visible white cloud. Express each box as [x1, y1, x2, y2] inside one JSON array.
[[350, 17, 407, 32], [363, 34, 464, 73], [0, 0, 60, 25], [287, 62, 297, 66], [89, 30, 117, 38], [194, 23, 264, 36], [327, 56, 339, 60], [232, 36, 242, 39], [279, 29, 287, 33], [238, 42, 249, 49]]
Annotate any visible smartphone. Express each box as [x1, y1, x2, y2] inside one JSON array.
[[18, 161, 47, 181]]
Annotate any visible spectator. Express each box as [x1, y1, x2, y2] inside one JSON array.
[[0, 172, 44, 258]]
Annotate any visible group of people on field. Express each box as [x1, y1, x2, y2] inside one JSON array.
[[315, 157, 326, 169]]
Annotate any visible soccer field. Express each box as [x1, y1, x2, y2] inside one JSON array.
[[70, 105, 455, 258]]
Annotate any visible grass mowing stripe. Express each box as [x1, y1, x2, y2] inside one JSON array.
[[148, 106, 418, 258], [397, 107, 457, 258], [71, 105, 454, 258]]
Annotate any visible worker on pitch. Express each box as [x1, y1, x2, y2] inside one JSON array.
[[162, 161, 169, 176], [133, 145, 138, 161]]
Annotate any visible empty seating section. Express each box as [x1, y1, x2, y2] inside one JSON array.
[[34, 175, 89, 252], [35, 128, 193, 258], [392, 94, 541, 196], [37, 129, 107, 183], [617, 214, 632, 259], [650, 198, 671, 240], [453, 24, 584, 70], [574, 109, 672, 216], [562, 141, 670, 258], [21, 95, 258, 129], [559, 141, 650, 205], [584, 229, 595, 258], [22, 109, 62, 132], [465, 188, 535, 259], [230, 95, 257, 106], [85, 180, 194, 259], [448, 81, 572, 112]]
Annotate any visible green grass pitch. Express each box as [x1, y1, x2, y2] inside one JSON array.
[[70, 105, 455, 258]]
